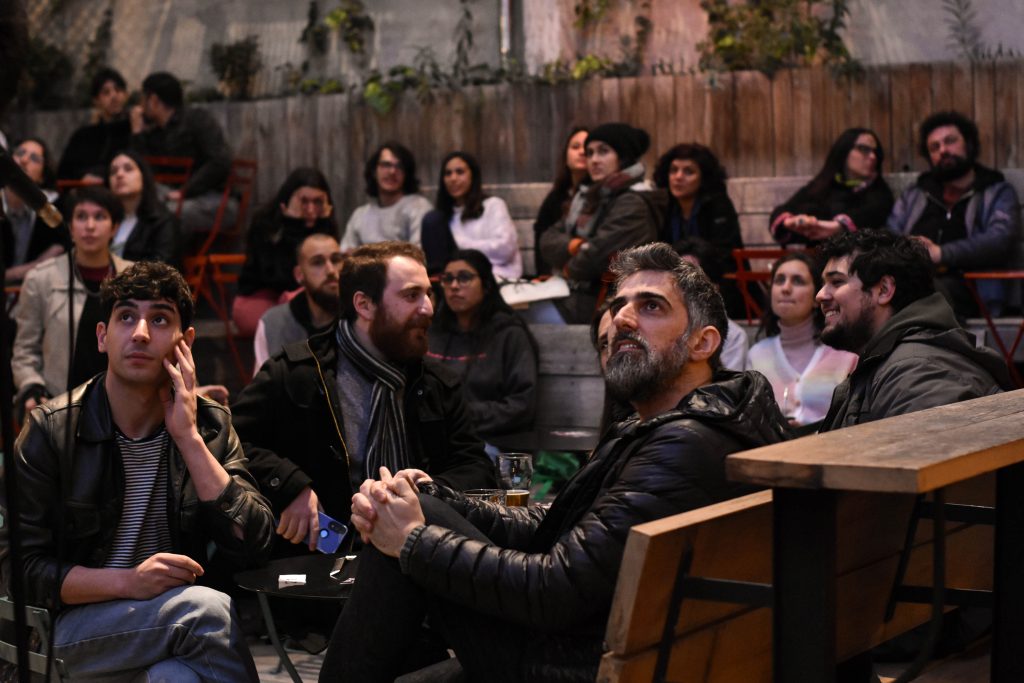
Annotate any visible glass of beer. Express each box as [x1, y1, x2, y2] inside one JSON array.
[[497, 453, 533, 507], [464, 489, 506, 504]]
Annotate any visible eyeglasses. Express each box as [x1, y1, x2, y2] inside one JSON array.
[[377, 160, 404, 172], [440, 271, 477, 286], [14, 148, 43, 165], [852, 143, 878, 157]]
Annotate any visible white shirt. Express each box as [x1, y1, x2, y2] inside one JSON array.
[[341, 194, 433, 249], [450, 196, 523, 281]]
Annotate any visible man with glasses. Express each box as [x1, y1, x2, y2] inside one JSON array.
[[341, 142, 433, 251], [887, 110, 1021, 317]]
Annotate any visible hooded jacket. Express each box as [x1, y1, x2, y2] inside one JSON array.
[[820, 292, 1011, 431], [401, 370, 791, 682]]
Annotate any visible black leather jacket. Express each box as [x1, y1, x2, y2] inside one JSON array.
[[0, 375, 275, 610], [402, 370, 791, 682]]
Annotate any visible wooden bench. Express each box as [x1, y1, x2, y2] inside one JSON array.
[[599, 389, 1024, 682]]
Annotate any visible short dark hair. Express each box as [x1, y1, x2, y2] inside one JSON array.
[[817, 230, 935, 313], [364, 142, 420, 198], [141, 71, 183, 109], [759, 251, 825, 339], [90, 67, 127, 99], [68, 185, 125, 226], [652, 142, 729, 197], [610, 242, 728, 369], [338, 241, 426, 322], [919, 110, 979, 162], [435, 151, 485, 221], [101, 261, 194, 330]]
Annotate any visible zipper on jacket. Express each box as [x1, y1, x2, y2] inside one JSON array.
[[309, 342, 352, 471]]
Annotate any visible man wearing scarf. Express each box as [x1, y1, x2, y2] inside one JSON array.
[[232, 241, 495, 558]]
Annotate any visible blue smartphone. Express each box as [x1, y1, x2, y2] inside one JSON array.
[[314, 512, 348, 554]]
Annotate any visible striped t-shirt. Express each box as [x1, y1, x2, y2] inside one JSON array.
[[104, 428, 174, 568]]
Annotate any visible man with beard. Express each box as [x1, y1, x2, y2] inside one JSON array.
[[816, 229, 1011, 432], [232, 241, 495, 558], [252, 233, 343, 372], [887, 110, 1021, 317], [316, 242, 790, 682]]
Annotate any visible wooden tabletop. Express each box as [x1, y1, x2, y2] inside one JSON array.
[[727, 389, 1024, 493]]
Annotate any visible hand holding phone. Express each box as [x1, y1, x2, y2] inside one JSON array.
[[313, 512, 348, 554]]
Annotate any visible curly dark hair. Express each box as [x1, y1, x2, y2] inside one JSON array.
[[338, 240, 426, 322], [758, 251, 825, 339], [141, 71, 183, 109], [817, 229, 935, 313], [610, 242, 728, 370], [364, 141, 420, 198], [435, 151, 486, 221], [101, 261, 194, 330], [90, 67, 126, 98], [249, 167, 338, 235], [918, 110, 980, 163], [652, 142, 729, 197], [14, 136, 57, 189]]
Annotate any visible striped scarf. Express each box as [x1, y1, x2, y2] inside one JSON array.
[[336, 320, 411, 477]]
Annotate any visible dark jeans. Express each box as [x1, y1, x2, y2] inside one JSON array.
[[319, 494, 530, 683]]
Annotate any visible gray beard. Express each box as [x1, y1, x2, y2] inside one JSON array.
[[605, 333, 690, 405]]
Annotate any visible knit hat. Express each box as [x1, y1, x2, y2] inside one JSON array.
[[585, 123, 651, 168]]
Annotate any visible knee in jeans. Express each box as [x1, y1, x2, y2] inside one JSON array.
[[164, 585, 234, 632]]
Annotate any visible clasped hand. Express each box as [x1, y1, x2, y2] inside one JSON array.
[[350, 467, 430, 558]]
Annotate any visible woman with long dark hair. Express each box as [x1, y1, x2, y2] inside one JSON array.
[[770, 127, 894, 246], [421, 152, 522, 280], [234, 167, 337, 336], [653, 142, 745, 316], [533, 126, 589, 275], [3, 136, 68, 282], [746, 251, 857, 427], [427, 248, 537, 444], [106, 149, 183, 267]]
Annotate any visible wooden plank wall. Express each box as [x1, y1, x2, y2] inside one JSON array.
[[10, 59, 1024, 223]]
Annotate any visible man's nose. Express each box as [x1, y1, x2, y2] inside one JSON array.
[[131, 319, 150, 340], [613, 304, 638, 331]]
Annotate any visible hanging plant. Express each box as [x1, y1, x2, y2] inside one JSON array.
[[324, 1, 374, 55], [209, 35, 263, 100]]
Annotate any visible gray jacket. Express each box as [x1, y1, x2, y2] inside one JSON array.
[[820, 292, 1012, 431]]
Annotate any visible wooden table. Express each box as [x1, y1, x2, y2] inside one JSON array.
[[726, 390, 1024, 683]]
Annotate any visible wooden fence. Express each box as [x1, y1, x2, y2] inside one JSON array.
[[8, 60, 1024, 222]]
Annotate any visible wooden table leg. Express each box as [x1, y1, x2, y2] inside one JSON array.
[[993, 461, 1024, 682], [773, 488, 838, 683]]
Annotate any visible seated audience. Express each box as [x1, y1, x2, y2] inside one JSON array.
[[57, 67, 132, 181], [318, 242, 790, 681], [1, 261, 273, 681], [427, 249, 538, 448], [3, 136, 68, 282], [817, 230, 1011, 431], [887, 110, 1021, 317], [107, 149, 183, 267], [12, 186, 131, 419], [232, 241, 495, 557], [747, 252, 857, 428], [341, 141, 432, 250], [653, 142, 745, 317], [421, 151, 522, 280], [771, 127, 893, 246], [130, 71, 234, 232], [253, 232, 342, 372], [234, 167, 337, 336], [540, 122, 661, 323], [533, 126, 589, 275]]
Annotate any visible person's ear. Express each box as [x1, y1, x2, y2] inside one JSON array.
[[688, 325, 722, 364], [294, 264, 305, 285], [874, 275, 896, 306], [353, 291, 376, 322], [96, 322, 107, 353], [182, 326, 196, 348]]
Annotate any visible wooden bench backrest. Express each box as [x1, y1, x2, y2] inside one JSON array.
[[599, 476, 995, 682], [530, 324, 604, 430]]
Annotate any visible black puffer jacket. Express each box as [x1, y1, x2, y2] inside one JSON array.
[[403, 370, 791, 682]]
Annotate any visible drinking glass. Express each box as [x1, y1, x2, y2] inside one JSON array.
[[464, 489, 506, 504], [497, 453, 533, 507]]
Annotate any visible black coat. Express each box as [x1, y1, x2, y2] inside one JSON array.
[[404, 370, 791, 682], [238, 214, 337, 296], [231, 327, 497, 528], [770, 175, 894, 246], [57, 118, 132, 180], [120, 205, 184, 269]]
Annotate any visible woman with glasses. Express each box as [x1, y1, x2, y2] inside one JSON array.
[[106, 149, 183, 268], [234, 167, 337, 336], [421, 151, 522, 280], [3, 137, 69, 282], [427, 249, 538, 448], [770, 127, 894, 246]]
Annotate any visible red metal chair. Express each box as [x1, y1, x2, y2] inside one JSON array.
[[963, 271, 1024, 387], [55, 178, 104, 193], [143, 155, 194, 218], [729, 247, 789, 324]]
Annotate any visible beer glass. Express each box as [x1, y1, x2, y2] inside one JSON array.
[[464, 489, 506, 504], [497, 453, 533, 507]]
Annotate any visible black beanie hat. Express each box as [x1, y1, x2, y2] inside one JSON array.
[[585, 123, 651, 168]]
